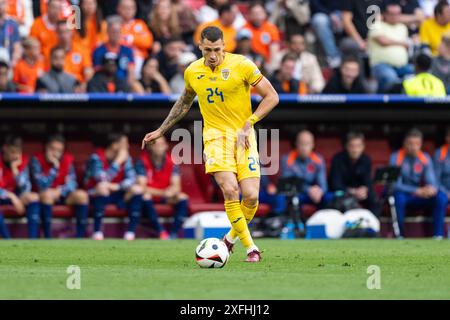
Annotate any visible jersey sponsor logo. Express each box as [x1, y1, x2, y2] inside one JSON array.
[[209, 76, 217, 81], [221, 68, 230, 80]]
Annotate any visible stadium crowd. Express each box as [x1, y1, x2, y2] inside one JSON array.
[[1, 0, 450, 95]]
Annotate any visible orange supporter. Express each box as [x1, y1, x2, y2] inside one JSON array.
[[13, 58, 45, 93], [63, 44, 93, 83], [73, 18, 107, 54], [40, 0, 73, 19], [194, 20, 237, 52], [30, 16, 58, 59], [243, 21, 280, 62], [121, 19, 153, 59], [6, 0, 25, 24]]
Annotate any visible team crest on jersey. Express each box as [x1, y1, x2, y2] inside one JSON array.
[[221, 69, 230, 80], [72, 53, 81, 64]]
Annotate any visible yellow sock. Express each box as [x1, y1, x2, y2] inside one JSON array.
[[224, 200, 255, 250], [226, 201, 258, 243]]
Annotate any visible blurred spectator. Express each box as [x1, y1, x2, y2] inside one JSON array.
[[269, 53, 308, 94], [54, 20, 94, 89], [390, 128, 447, 238], [0, 60, 16, 92], [234, 29, 264, 71], [149, 0, 181, 54], [0, 134, 40, 239], [259, 171, 285, 216], [117, 0, 153, 78], [93, 15, 136, 86], [87, 52, 130, 93], [268, 0, 310, 39], [368, 3, 414, 93], [39, 0, 74, 19], [0, 0, 21, 65], [13, 37, 45, 93], [433, 127, 450, 205], [197, 0, 246, 29], [138, 57, 171, 94], [30, 0, 60, 58], [419, 0, 450, 55], [392, 0, 425, 34], [172, 0, 198, 46], [36, 46, 78, 93], [73, 0, 107, 53], [97, 0, 120, 18], [194, 3, 237, 53], [135, 0, 153, 22], [270, 33, 325, 93], [431, 33, 450, 92], [6, 0, 33, 37], [403, 52, 446, 96], [156, 36, 185, 82], [280, 130, 333, 207], [322, 55, 367, 93], [243, 2, 280, 63], [30, 134, 89, 238], [330, 131, 381, 216], [310, 0, 343, 68], [136, 136, 189, 239], [170, 51, 197, 94], [84, 132, 143, 241]]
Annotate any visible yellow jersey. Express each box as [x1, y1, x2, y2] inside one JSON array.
[[403, 72, 446, 97], [184, 52, 263, 141]]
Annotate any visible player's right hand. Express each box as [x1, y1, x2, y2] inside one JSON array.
[[142, 129, 162, 149]]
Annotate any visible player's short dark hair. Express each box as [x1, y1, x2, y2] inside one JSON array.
[[414, 53, 432, 72], [0, 60, 9, 70], [382, 1, 401, 13], [405, 128, 423, 141], [200, 26, 224, 43], [3, 134, 22, 148], [46, 133, 65, 145], [218, 3, 232, 16], [341, 55, 360, 66], [435, 0, 449, 17], [106, 132, 126, 148], [345, 131, 365, 144], [248, 1, 265, 12]]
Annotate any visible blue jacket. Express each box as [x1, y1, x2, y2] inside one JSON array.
[[433, 144, 450, 195], [389, 149, 437, 194]]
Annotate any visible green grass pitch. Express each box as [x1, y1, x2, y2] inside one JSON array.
[[0, 239, 449, 299]]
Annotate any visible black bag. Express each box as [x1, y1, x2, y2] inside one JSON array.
[[328, 192, 360, 212]]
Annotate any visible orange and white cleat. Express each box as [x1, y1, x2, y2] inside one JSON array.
[[245, 250, 262, 263]]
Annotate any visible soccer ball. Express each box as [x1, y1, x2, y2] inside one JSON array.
[[195, 238, 229, 268]]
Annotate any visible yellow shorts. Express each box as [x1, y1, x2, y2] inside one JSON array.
[[203, 131, 260, 182]]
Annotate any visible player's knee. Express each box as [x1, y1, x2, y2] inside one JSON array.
[[21, 192, 39, 205], [95, 182, 110, 196], [72, 190, 89, 205], [242, 190, 259, 206], [220, 182, 240, 200], [178, 193, 189, 201], [39, 190, 54, 204], [142, 191, 152, 201]]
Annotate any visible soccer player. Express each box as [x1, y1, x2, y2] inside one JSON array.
[[433, 127, 450, 214], [0, 135, 40, 239], [136, 136, 188, 239], [84, 133, 143, 241], [30, 134, 89, 238], [142, 26, 279, 262]]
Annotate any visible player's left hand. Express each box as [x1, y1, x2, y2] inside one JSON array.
[[237, 121, 252, 150], [142, 129, 163, 149]]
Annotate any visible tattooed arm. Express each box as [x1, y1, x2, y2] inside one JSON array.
[[141, 88, 196, 149]]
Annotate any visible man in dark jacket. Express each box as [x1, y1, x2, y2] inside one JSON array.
[[88, 52, 130, 93], [330, 131, 381, 216], [322, 55, 367, 94]]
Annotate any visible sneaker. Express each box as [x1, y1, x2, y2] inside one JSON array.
[[222, 235, 234, 254], [124, 231, 135, 241], [159, 230, 170, 240], [92, 231, 104, 241], [245, 250, 262, 263]]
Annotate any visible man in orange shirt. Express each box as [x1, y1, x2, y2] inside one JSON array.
[[39, 0, 73, 19], [52, 20, 93, 88], [30, 0, 60, 58], [13, 37, 45, 93], [117, 0, 153, 78], [194, 3, 238, 53], [243, 2, 280, 63]]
